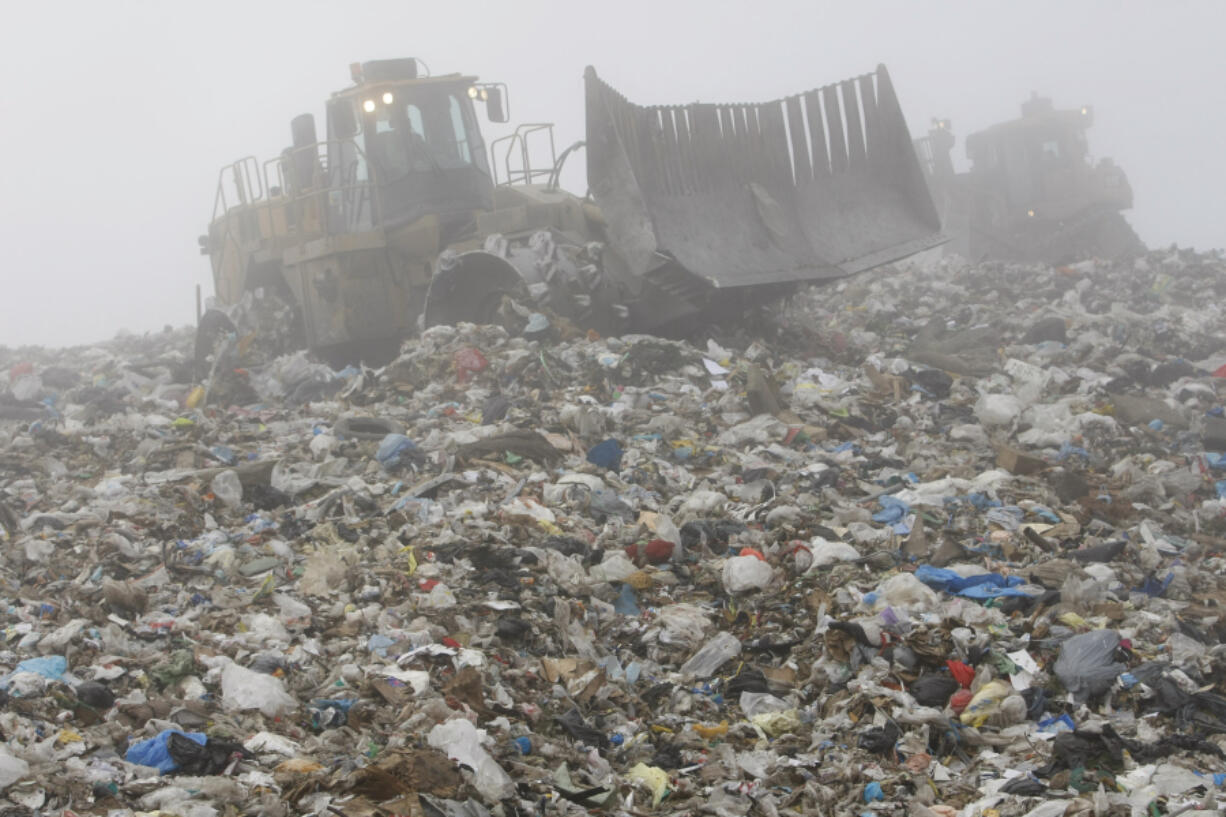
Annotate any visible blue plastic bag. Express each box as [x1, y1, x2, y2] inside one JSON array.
[[915, 565, 1033, 599], [0, 655, 68, 690], [614, 584, 641, 616], [126, 730, 207, 774], [376, 434, 419, 469], [586, 439, 623, 471], [872, 495, 910, 524]]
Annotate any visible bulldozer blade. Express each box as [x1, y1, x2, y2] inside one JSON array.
[[585, 65, 945, 289]]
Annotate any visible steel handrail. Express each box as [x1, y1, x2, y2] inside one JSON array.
[[490, 123, 558, 186]]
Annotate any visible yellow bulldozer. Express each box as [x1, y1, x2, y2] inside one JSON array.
[[197, 57, 944, 372], [912, 93, 1142, 264]]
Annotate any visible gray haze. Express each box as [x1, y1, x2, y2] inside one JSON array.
[[1, 0, 1222, 348]]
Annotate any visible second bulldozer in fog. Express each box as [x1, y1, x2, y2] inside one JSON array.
[[913, 93, 1141, 265], [197, 58, 943, 371]]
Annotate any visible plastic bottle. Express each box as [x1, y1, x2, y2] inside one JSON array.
[[680, 631, 742, 678]]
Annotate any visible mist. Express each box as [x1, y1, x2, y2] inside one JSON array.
[[0, 0, 1222, 348]]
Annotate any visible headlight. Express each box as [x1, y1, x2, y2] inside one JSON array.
[[382, 91, 394, 105], [1027, 209, 1036, 218], [362, 99, 376, 113], [467, 86, 479, 99]]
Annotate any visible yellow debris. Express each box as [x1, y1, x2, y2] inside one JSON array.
[[275, 757, 324, 774], [692, 720, 729, 740], [627, 762, 670, 806]]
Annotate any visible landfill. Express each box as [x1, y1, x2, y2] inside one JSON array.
[[2, 246, 1226, 817]]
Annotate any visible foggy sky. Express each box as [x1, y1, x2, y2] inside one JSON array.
[[1, 0, 1222, 348]]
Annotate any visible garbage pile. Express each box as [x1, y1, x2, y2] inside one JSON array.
[[1, 246, 1226, 816]]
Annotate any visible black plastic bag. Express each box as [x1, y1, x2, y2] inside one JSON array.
[[167, 732, 249, 776], [910, 676, 959, 708], [556, 708, 608, 749], [858, 720, 900, 757]]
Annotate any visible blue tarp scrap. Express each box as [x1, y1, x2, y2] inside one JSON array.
[[872, 495, 912, 534], [915, 564, 1036, 599], [966, 492, 1002, 511], [0, 655, 68, 690], [1136, 572, 1174, 597], [1192, 771, 1226, 786], [985, 506, 1024, 531], [1029, 505, 1061, 524], [1058, 441, 1090, 461], [872, 495, 910, 524], [1037, 713, 1076, 733]]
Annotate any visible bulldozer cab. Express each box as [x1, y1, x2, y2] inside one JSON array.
[[317, 59, 502, 237], [963, 94, 1128, 222]]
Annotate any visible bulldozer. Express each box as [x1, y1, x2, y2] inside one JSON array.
[[912, 93, 1142, 265], [197, 57, 944, 373]]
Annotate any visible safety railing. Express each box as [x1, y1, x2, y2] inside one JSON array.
[[210, 140, 380, 241], [212, 156, 265, 223], [490, 123, 557, 187]]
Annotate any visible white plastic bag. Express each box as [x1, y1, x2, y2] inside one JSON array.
[[210, 470, 243, 508], [0, 746, 28, 788], [680, 631, 742, 678], [722, 556, 774, 593], [428, 719, 514, 801], [221, 662, 297, 717]]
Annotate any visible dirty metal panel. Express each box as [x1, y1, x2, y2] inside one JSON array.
[[292, 247, 413, 348], [585, 64, 943, 289]]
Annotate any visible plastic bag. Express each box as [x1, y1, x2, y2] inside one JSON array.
[[427, 719, 514, 802], [167, 732, 249, 775], [722, 555, 773, 593], [910, 676, 959, 708], [878, 573, 940, 609], [959, 679, 1013, 726], [680, 631, 742, 678], [126, 730, 207, 774], [975, 393, 1022, 426], [739, 691, 790, 718], [0, 746, 28, 788], [586, 439, 624, 471], [0, 655, 68, 693], [376, 433, 422, 470], [1053, 629, 1125, 703], [627, 762, 670, 806], [656, 604, 712, 647], [210, 469, 243, 508], [220, 662, 297, 716], [808, 537, 860, 568]]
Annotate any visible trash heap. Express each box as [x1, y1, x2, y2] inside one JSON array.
[[1, 246, 1226, 817]]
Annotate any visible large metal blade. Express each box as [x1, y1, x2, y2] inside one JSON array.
[[585, 65, 944, 288]]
